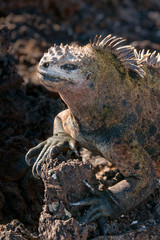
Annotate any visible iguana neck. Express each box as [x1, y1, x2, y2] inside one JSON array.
[[59, 82, 124, 132], [59, 87, 99, 131]]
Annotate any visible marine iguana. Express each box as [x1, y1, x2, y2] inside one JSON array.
[[25, 34, 160, 224]]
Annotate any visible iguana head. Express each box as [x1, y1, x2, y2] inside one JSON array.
[[38, 43, 93, 92], [38, 35, 145, 94]]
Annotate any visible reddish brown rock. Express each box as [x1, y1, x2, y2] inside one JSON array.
[[0, 219, 39, 240], [38, 158, 98, 239]]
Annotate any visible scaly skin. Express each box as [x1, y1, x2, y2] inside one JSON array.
[[25, 35, 159, 225]]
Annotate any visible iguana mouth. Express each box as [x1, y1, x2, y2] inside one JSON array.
[[38, 70, 69, 82]]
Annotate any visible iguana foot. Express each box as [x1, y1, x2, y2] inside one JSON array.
[[25, 134, 78, 178], [70, 180, 120, 225]]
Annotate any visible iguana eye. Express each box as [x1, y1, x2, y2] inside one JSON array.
[[43, 62, 50, 68], [60, 64, 78, 71]]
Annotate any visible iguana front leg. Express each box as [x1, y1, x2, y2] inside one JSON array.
[[71, 141, 158, 223], [25, 110, 78, 178]]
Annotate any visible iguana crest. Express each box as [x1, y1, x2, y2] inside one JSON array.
[[91, 34, 146, 77], [134, 49, 160, 68]]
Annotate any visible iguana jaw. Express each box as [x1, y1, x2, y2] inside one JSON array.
[[38, 70, 70, 83]]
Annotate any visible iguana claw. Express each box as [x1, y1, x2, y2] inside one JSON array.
[[25, 140, 47, 165], [25, 135, 79, 179], [70, 180, 120, 226]]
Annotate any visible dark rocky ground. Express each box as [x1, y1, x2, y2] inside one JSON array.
[[0, 0, 160, 239]]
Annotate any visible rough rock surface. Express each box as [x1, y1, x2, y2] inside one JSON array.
[[0, 219, 39, 240], [39, 157, 96, 239]]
